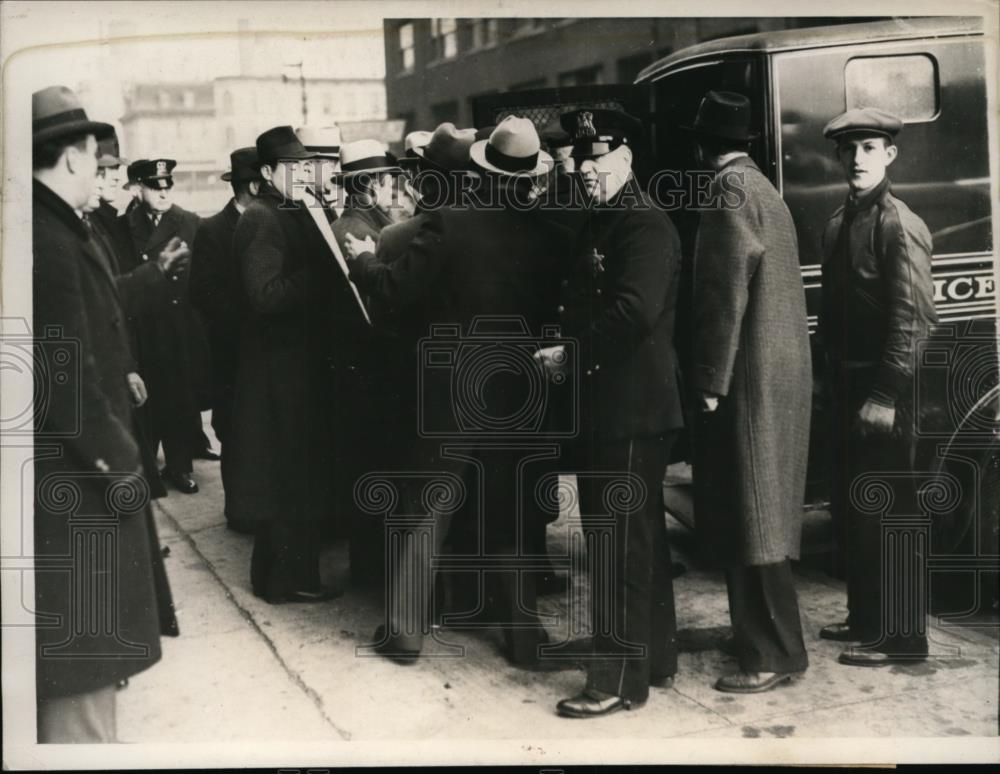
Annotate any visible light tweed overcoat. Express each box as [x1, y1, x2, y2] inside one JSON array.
[[691, 156, 812, 566]]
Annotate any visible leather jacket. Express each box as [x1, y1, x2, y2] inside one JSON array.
[[819, 177, 938, 405]]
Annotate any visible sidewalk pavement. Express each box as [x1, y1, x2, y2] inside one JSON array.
[[117, 443, 999, 743]]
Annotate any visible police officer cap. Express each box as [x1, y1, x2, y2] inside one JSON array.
[[560, 108, 643, 158], [823, 107, 903, 140], [132, 158, 177, 189]]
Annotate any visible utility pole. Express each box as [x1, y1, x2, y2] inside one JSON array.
[[283, 61, 308, 126]]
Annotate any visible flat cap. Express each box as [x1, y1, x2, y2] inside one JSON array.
[[823, 107, 903, 140]]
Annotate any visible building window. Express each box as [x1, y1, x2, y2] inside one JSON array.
[[183, 90, 195, 109], [845, 54, 938, 121], [558, 65, 604, 88], [430, 18, 458, 60], [617, 52, 654, 84], [470, 18, 499, 49], [158, 90, 170, 108], [398, 22, 415, 72], [431, 100, 458, 125]]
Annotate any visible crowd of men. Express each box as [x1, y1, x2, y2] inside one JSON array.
[[31, 80, 936, 739]]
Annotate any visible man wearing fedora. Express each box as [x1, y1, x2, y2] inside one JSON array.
[[32, 84, 176, 742], [230, 125, 367, 603], [817, 108, 936, 667], [295, 125, 344, 219], [535, 108, 685, 719], [121, 158, 213, 495], [190, 147, 263, 535], [688, 90, 811, 693], [344, 116, 574, 668], [329, 138, 415, 583]]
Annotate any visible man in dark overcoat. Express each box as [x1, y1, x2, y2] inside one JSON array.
[[31, 85, 176, 742], [817, 108, 937, 667], [344, 117, 573, 668], [542, 110, 685, 719], [121, 159, 211, 494], [189, 148, 261, 534], [230, 126, 367, 603], [689, 91, 812, 693]]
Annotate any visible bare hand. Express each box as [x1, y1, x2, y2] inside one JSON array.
[[157, 236, 190, 276], [126, 372, 148, 407], [534, 345, 569, 384], [856, 400, 895, 436], [344, 233, 376, 260], [698, 391, 720, 412]]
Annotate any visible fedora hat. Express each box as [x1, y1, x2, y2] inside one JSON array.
[[295, 125, 343, 158], [221, 147, 262, 183], [403, 130, 433, 157], [682, 91, 759, 142], [33, 85, 113, 145], [97, 131, 126, 168], [412, 122, 478, 171], [256, 125, 320, 167], [469, 116, 552, 177], [334, 139, 402, 180]]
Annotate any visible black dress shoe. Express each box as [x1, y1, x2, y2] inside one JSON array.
[[373, 625, 420, 664], [162, 468, 199, 494], [557, 689, 642, 718], [838, 646, 928, 668], [819, 622, 856, 642], [283, 587, 343, 603], [714, 670, 804, 693], [193, 448, 221, 461], [650, 674, 675, 689]]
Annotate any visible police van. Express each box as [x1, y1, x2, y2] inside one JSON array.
[[473, 16, 998, 612]]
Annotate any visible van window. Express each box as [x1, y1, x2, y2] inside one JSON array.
[[845, 55, 938, 120], [776, 40, 992, 270]]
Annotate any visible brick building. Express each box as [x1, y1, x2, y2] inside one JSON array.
[[382, 17, 841, 132]]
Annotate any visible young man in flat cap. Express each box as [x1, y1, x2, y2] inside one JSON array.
[[537, 108, 685, 718], [689, 90, 812, 694], [190, 147, 262, 534], [121, 158, 212, 495], [230, 126, 367, 603], [31, 84, 176, 742], [818, 108, 937, 667]]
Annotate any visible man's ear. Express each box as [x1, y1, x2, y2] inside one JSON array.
[[884, 143, 898, 167], [259, 164, 274, 184], [248, 180, 260, 196]]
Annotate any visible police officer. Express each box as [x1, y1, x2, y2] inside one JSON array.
[[121, 158, 210, 494], [543, 109, 686, 718], [818, 108, 937, 667]]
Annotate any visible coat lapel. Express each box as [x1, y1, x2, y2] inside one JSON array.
[[79, 230, 122, 297]]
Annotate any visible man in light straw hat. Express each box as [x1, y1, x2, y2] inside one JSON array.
[[295, 125, 343, 218], [344, 115, 577, 669], [32, 84, 177, 742]]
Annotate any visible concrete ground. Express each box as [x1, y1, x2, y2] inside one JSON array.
[[117, 427, 1000, 746]]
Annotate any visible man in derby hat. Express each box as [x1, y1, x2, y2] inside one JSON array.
[[120, 157, 212, 496], [343, 115, 574, 669], [688, 90, 811, 693], [31, 84, 176, 742], [189, 147, 264, 534], [817, 108, 936, 668], [532, 107, 685, 718], [295, 125, 344, 218], [229, 126, 367, 603]]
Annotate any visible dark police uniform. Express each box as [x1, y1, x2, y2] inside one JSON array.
[[553, 110, 685, 714], [120, 159, 209, 491], [819, 108, 938, 663]]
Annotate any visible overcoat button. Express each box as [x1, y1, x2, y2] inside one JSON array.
[[556, 305, 565, 314]]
